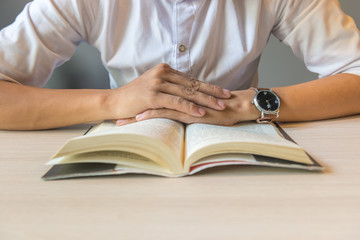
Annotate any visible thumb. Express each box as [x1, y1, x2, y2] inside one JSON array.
[[113, 117, 137, 126]]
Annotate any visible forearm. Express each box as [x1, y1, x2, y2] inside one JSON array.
[[0, 81, 113, 130], [132, 73, 360, 125], [0, 64, 232, 130], [274, 73, 360, 122]]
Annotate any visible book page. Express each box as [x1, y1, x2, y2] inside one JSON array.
[[89, 119, 184, 158], [51, 118, 185, 174], [188, 153, 256, 175], [48, 151, 171, 175], [184, 122, 311, 169]]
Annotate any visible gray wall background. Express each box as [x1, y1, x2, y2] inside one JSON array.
[[1, 0, 359, 89]]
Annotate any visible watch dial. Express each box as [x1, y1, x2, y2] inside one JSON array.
[[257, 91, 280, 111]]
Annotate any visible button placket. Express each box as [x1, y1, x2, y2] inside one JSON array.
[[174, 1, 195, 74]]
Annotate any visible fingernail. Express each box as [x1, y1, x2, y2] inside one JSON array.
[[223, 89, 231, 97], [217, 100, 225, 109], [136, 113, 145, 121], [116, 120, 126, 126], [198, 108, 206, 116]]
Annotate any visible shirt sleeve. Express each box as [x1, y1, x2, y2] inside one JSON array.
[[271, 0, 360, 78], [0, 0, 96, 87]]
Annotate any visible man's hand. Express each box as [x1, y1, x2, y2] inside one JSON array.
[[110, 63, 232, 125], [117, 89, 260, 126]]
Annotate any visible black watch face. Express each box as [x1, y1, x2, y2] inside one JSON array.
[[256, 91, 280, 111]]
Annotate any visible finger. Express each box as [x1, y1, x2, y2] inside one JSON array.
[[158, 81, 226, 110], [136, 109, 202, 124], [114, 118, 137, 126], [136, 108, 236, 126], [163, 68, 231, 99], [154, 92, 206, 117]]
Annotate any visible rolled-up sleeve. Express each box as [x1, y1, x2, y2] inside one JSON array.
[[0, 0, 93, 87], [271, 0, 360, 78]]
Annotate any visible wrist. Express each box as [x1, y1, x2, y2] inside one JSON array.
[[231, 89, 260, 122], [102, 88, 125, 119]]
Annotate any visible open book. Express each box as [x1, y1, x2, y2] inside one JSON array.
[[42, 119, 323, 180]]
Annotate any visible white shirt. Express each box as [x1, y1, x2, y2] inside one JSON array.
[[1, 0, 360, 90]]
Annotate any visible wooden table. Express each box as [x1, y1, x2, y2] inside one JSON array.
[[1, 116, 360, 240]]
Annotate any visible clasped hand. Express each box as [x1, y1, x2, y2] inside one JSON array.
[[108, 64, 258, 126]]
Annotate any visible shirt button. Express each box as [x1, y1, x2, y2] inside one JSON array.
[[179, 45, 186, 52]]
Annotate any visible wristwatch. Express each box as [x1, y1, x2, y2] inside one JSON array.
[[251, 88, 280, 123]]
